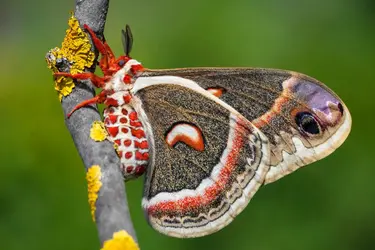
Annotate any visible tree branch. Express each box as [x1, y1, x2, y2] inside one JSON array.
[[49, 0, 138, 247]]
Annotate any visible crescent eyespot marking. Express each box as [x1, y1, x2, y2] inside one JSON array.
[[206, 87, 225, 98], [166, 123, 205, 151]]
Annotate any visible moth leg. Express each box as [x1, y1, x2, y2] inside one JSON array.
[[83, 24, 115, 73], [54, 72, 108, 88], [67, 90, 107, 118]]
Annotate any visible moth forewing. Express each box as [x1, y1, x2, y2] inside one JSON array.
[[141, 68, 351, 185]]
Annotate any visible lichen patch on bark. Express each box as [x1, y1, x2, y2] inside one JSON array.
[[101, 230, 140, 250], [46, 14, 95, 101], [86, 165, 102, 222]]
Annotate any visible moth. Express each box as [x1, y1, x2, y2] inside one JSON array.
[[55, 25, 351, 238]]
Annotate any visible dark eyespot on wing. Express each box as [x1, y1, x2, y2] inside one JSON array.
[[295, 112, 320, 135]]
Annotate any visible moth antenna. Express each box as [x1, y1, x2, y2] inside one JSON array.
[[122, 24, 133, 56]]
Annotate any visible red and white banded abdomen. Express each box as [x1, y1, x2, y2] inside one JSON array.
[[103, 91, 149, 180]]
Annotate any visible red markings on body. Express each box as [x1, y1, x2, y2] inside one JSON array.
[[108, 115, 118, 124], [125, 152, 133, 159], [126, 166, 134, 173], [129, 112, 138, 121], [117, 151, 123, 158], [114, 139, 121, 146], [166, 123, 204, 151], [121, 108, 128, 115], [104, 98, 119, 107], [206, 87, 225, 98], [107, 126, 119, 137], [135, 165, 146, 175], [135, 151, 149, 161], [147, 117, 246, 214], [123, 95, 131, 103], [131, 64, 144, 74], [131, 129, 145, 139], [123, 139, 132, 147], [134, 141, 148, 149], [121, 127, 129, 133], [120, 117, 128, 124], [130, 121, 142, 127], [123, 74, 131, 84]]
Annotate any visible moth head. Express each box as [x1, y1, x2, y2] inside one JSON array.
[[111, 25, 134, 71], [114, 55, 131, 68], [288, 75, 351, 149], [104, 25, 135, 76], [104, 25, 144, 92], [104, 52, 132, 77]]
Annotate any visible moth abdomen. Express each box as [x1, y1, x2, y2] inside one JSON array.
[[103, 92, 149, 180]]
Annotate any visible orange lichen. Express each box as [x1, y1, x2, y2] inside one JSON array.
[[86, 165, 102, 222], [90, 121, 107, 141], [101, 230, 139, 250], [46, 14, 95, 101]]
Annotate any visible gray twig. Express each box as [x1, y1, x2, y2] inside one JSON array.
[[60, 0, 138, 246]]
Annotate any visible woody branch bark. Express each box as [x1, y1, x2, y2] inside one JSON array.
[[59, 0, 138, 246]]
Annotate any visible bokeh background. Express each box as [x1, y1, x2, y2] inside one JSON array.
[[1, 0, 374, 249]]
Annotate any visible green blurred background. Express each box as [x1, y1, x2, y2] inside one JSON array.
[[1, 0, 374, 249]]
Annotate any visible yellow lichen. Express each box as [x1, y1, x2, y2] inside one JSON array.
[[113, 143, 119, 155], [101, 230, 140, 250], [46, 14, 95, 101], [86, 165, 102, 222], [90, 121, 107, 141]]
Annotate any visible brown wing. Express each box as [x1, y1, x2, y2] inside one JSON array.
[[141, 68, 351, 184]]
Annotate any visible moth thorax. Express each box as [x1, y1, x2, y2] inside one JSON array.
[[107, 59, 143, 92], [103, 98, 149, 180]]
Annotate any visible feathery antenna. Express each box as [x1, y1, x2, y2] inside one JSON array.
[[122, 24, 133, 56]]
